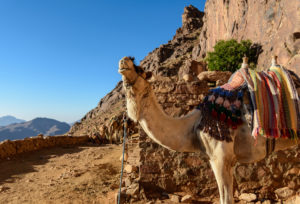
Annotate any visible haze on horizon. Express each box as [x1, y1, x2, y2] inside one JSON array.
[[0, 0, 206, 123]]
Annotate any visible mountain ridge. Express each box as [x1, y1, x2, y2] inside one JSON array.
[[0, 115, 26, 127], [0, 117, 70, 141]]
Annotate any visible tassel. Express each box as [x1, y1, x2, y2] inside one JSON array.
[[235, 110, 242, 117], [208, 102, 215, 110], [216, 96, 224, 105], [237, 118, 243, 125], [223, 99, 230, 108], [234, 99, 241, 108], [227, 118, 232, 126], [219, 106, 226, 113], [232, 124, 237, 129], [220, 113, 226, 121], [208, 95, 215, 102], [212, 109, 218, 118], [203, 96, 209, 103], [225, 109, 232, 117]]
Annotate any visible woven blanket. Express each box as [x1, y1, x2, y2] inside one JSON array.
[[237, 66, 300, 139], [221, 65, 300, 139]]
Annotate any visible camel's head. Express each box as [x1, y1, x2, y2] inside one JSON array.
[[118, 56, 152, 89], [119, 56, 153, 121], [118, 56, 138, 81]]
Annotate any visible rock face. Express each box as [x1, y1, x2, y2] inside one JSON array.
[[194, 0, 300, 74], [68, 1, 300, 202]]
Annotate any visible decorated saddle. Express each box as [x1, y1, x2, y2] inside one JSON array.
[[198, 65, 300, 141]]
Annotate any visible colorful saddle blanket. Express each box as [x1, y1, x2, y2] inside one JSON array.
[[200, 66, 300, 140]]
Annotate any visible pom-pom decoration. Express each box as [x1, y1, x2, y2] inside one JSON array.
[[199, 86, 244, 130], [223, 99, 230, 108], [216, 96, 224, 105]]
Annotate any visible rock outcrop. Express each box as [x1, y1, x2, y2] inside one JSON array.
[[193, 0, 300, 74]]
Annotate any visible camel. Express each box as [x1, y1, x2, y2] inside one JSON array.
[[118, 56, 298, 204]]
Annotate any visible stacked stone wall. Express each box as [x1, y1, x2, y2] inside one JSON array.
[[0, 135, 90, 160]]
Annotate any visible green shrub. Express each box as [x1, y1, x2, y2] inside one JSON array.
[[206, 39, 259, 72]]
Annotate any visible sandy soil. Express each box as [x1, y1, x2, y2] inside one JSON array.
[[0, 143, 222, 204], [0, 144, 123, 204]]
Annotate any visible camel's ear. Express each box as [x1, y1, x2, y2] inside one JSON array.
[[145, 71, 152, 80], [134, 65, 144, 75], [141, 72, 152, 80]]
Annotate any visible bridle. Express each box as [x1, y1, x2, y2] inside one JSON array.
[[124, 73, 139, 89]]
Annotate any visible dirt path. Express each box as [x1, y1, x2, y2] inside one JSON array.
[[0, 144, 122, 204]]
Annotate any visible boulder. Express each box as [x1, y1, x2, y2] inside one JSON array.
[[124, 165, 138, 174], [285, 194, 300, 204], [169, 194, 180, 203], [181, 194, 193, 203], [274, 187, 295, 200], [126, 183, 139, 196], [239, 193, 257, 202], [183, 74, 194, 82]]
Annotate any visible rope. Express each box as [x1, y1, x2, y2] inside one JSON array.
[[118, 113, 127, 204]]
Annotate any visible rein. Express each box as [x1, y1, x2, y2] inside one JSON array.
[[117, 113, 128, 204]]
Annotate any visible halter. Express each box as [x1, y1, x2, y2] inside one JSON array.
[[124, 74, 139, 88]]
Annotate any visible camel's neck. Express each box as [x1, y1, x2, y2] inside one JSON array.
[[126, 87, 202, 152]]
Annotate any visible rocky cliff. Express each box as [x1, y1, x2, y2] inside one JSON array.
[[193, 0, 300, 74]]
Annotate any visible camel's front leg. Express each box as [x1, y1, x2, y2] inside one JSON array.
[[210, 158, 234, 204], [199, 131, 236, 204]]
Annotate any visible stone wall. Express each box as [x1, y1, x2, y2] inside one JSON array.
[[139, 130, 217, 198], [138, 129, 300, 202], [0, 135, 90, 160], [137, 77, 222, 199]]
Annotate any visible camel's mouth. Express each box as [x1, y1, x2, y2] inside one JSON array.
[[118, 67, 133, 74]]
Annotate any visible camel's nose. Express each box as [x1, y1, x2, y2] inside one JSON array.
[[119, 57, 127, 67], [119, 57, 131, 69]]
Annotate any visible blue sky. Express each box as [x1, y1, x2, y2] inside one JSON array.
[[0, 0, 206, 123]]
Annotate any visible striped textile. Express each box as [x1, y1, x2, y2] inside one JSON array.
[[236, 66, 300, 139]]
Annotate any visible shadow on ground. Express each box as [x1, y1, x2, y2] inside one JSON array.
[[0, 143, 97, 185]]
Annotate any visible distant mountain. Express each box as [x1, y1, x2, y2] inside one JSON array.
[[0, 115, 26, 127], [0, 117, 70, 141]]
